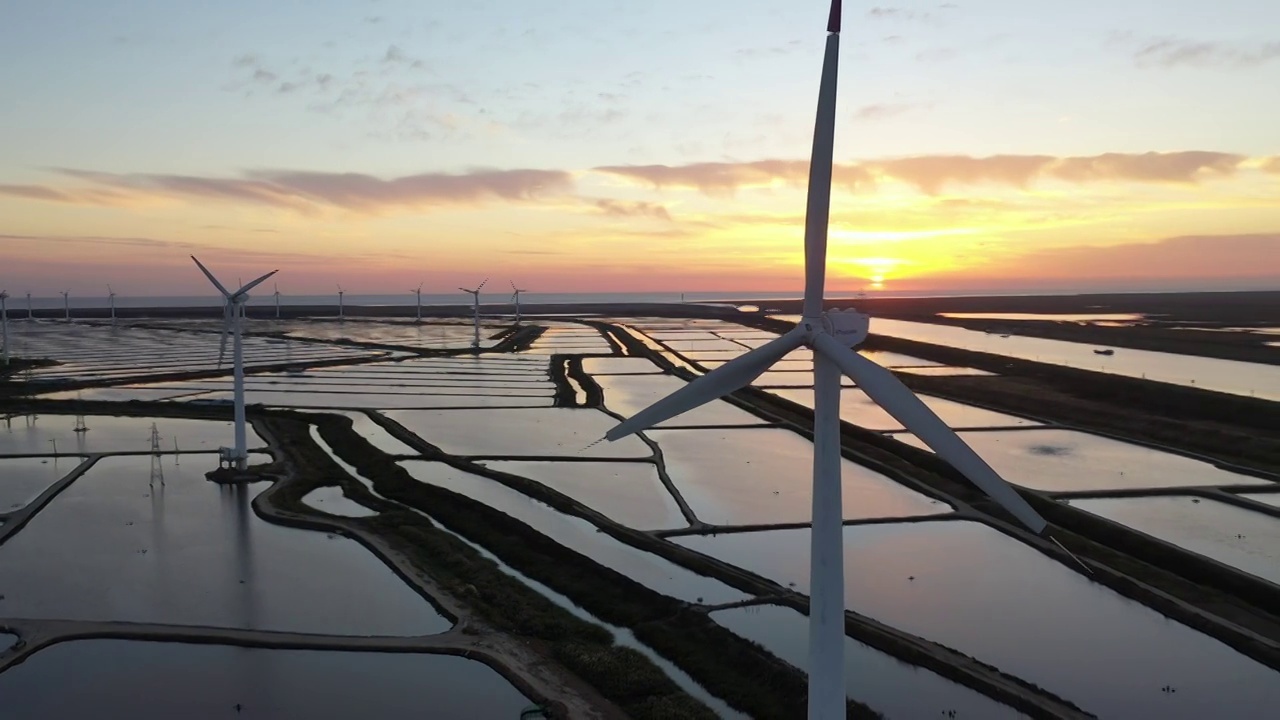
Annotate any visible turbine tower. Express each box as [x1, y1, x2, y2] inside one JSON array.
[[412, 283, 423, 322], [25, 292, 32, 321], [604, 3, 1050, 717], [1, 290, 9, 366], [61, 291, 70, 322], [273, 283, 281, 319], [510, 281, 529, 325], [459, 279, 487, 349], [337, 284, 345, 321], [191, 256, 278, 472], [108, 285, 117, 324]]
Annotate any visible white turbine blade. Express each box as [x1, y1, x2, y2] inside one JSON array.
[[234, 269, 278, 298], [800, 4, 842, 318], [812, 334, 1047, 534], [607, 329, 806, 441], [191, 256, 231, 297]]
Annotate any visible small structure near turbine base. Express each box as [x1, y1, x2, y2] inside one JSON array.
[[206, 447, 274, 484]]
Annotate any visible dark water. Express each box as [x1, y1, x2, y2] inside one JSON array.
[[0, 640, 532, 719]]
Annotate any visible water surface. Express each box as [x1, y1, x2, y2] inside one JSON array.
[[597, 374, 764, 426], [893, 429, 1272, 492], [0, 456, 84, 511], [712, 605, 1024, 719], [302, 487, 379, 518], [650, 428, 947, 525], [0, 454, 448, 635], [480, 460, 687, 529], [0, 640, 531, 719], [767, 388, 1039, 431], [0, 415, 265, 456], [1070, 496, 1280, 585], [385, 408, 651, 458], [1238, 492, 1280, 509], [675, 520, 1280, 718]]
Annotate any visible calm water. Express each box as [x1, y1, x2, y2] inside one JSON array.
[[675, 520, 1280, 718], [892, 429, 1273, 492], [772, 316, 1280, 401], [0, 456, 83, 511], [1238, 492, 1280, 509], [0, 414, 265, 456], [301, 487, 379, 518], [384, 408, 651, 458], [0, 454, 448, 635], [400, 460, 745, 604], [650, 428, 948, 526], [479, 460, 687, 530], [939, 313, 1144, 322], [1070, 496, 1280, 585], [0, 640, 531, 719], [712, 605, 1025, 719], [766, 387, 1040, 431], [596, 374, 765, 426]]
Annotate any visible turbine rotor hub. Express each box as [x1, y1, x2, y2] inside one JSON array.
[[819, 308, 869, 347]]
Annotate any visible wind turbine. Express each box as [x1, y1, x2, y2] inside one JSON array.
[[273, 283, 281, 319], [510, 281, 529, 325], [337, 284, 345, 321], [191, 256, 278, 471], [1, 290, 9, 366], [412, 283, 423, 322], [459, 279, 487, 348], [25, 292, 32, 321], [603, 3, 1050, 718], [108, 285, 117, 324], [60, 291, 70, 322]]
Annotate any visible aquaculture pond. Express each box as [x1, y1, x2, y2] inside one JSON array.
[[0, 456, 85, 511], [400, 460, 744, 604], [675, 520, 1280, 718], [301, 486, 378, 518], [0, 454, 448, 635], [383, 408, 651, 458], [892, 429, 1273, 492], [712, 604, 1025, 719], [0, 414, 266, 456], [479, 460, 687, 530], [1070, 496, 1280, 585], [0, 640, 532, 719], [650, 428, 948, 526], [766, 388, 1039, 431]]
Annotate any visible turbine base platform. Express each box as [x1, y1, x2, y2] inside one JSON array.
[[204, 466, 276, 485]]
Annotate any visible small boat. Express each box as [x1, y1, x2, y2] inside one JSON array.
[[1093, 348, 1115, 356]]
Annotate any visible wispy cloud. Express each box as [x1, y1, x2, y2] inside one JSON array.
[[1126, 36, 1280, 68], [591, 198, 672, 221], [595, 151, 1249, 196], [1260, 156, 1280, 174], [852, 102, 925, 121], [5, 167, 575, 213]]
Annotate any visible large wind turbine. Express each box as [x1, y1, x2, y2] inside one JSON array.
[[191, 256, 278, 471], [337, 284, 345, 321], [274, 283, 281, 319], [510, 281, 528, 324], [1, 290, 9, 366], [108, 285, 117, 324], [60, 291, 70, 322], [459, 279, 487, 348], [412, 283, 423, 322], [604, 3, 1049, 718]]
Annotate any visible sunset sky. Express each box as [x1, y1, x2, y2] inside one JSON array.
[[2, 0, 1278, 297]]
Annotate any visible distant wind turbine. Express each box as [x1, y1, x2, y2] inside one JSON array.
[[61, 291, 70, 322], [25, 292, 32, 321], [191, 256, 278, 471], [337, 284, 345, 321], [510, 281, 529, 325], [108, 285, 117, 324], [274, 283, 281, 319], [1, 290, 9, 366], [412, 283, 423, 322], [459, 279, 487, 348], [603, 3, 1053, 718]]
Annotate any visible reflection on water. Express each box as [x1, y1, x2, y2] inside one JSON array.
[[0, 454, 448, 635], [301, 487, 378, 518], [400, 460, 745, 604], [479, 460, 687, 530], [893, 429, 1272, 492], [712, 605, 1024, 719], [0, 634, 15, 652], [767, 387, 1039, 431], [675, 521, 1280, 718], [385, 408, 651, 458], [771, 316, 1280, 400], [597, 374, 763, 426], [0, 414, 266, 456], [1238, 492, 1280, 509], [1071, 496, 1280, 585], [0, 456, 84, 511], [650, 428, 947, 525], [939, 313, 1144, 322], [0, 640, 531, 719]]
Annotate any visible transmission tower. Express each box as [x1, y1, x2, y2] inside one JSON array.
[[149, 423, 165, 486]]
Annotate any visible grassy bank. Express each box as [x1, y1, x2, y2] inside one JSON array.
[[308, 411, 880, 719]]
